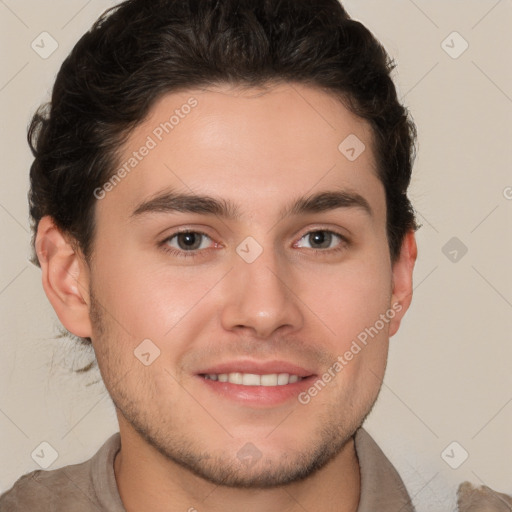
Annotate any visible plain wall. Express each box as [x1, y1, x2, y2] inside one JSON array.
[[0, 1, 511, 511]]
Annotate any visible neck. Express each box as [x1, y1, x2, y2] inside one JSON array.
[[114, 425, 361, 512]]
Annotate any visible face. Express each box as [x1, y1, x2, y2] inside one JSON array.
[[79, 83, 410, 487]]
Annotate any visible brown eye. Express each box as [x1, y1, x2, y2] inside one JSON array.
[[164, 231, 212, 252], [176, 232, 202, 250]]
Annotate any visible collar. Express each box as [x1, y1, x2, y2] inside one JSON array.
[[355, 428, 415, 512]]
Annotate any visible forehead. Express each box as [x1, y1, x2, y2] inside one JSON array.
[[97, 82, 384, 224]]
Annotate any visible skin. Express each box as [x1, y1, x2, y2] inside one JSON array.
[[36, 82, 417, 512]]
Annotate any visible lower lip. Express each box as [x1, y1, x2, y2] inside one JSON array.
[[197, 375, 316, 407]]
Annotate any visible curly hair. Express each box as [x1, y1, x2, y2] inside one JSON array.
[[28, 0, 418, 347]]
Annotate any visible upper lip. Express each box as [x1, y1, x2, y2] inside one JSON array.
[[197, 360, 316, 378]]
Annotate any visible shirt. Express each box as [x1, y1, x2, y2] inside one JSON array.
[[0, 427, 414, 511]]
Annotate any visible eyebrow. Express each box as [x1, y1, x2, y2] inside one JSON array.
[[130, 189, 372, 221]]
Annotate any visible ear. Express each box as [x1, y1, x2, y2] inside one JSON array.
[[35, 216, 92, 338], [388, 230, 417, 337]]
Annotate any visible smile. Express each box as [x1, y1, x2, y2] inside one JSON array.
[[201, 372, 304, 386]]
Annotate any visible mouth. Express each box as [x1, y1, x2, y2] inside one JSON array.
[[195, 361, 317, 406], [200, 372, 305, 386]]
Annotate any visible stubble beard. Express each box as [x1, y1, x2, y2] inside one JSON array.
[[89, 288, 381, 489]]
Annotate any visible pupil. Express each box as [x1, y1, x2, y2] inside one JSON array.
[[311, 231, 330, 248], [179, 233, 199, 250]]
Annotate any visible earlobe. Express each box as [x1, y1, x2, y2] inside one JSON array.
[[388, 230, 417, 337], [36, 216, 92, 338]]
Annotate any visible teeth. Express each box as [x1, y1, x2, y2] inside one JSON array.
[[261, 374, 278, 386], [277, 373, 289, 385], [242, 373, 261, 386], [203, 372, 303, 386], [230, 372, 243, 385]]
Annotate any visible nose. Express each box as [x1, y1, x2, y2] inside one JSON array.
[[220, 248, 304, 339]]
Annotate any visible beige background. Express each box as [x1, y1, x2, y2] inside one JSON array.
[[1, 1, 511, 510]]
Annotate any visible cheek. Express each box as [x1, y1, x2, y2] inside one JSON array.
[[296, 254, 392, 392], [300, 257, 392, 342], [92, 250, 225, 346]]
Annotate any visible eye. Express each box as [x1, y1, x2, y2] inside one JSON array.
[[295, 230, 345, 250], [162, 231, 215, 254], [160, 228, 347, 259]]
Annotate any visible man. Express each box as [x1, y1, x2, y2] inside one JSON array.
[[1, 0, 421, 510]]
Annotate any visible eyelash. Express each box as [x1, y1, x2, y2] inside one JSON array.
[[159, 229, 349, 259], [159, 230, 214, 259]]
